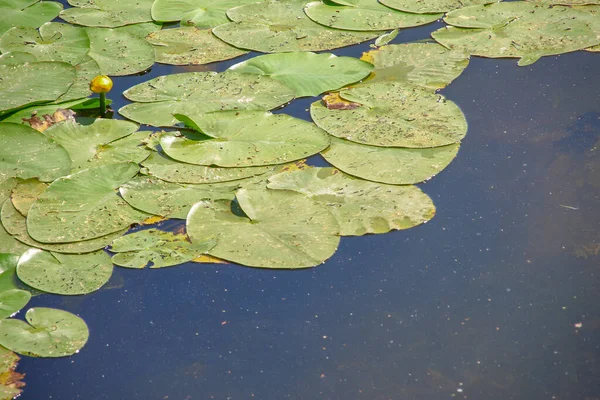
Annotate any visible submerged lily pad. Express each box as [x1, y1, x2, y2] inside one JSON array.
[[432, 2, 600, 66], [379, 0, 493, 14], [110, 229, 216, 268], [151, 0, 258, 27], [59, 0, 155, 27], [147, 27, 248, 66], [0, 307, 89, 357], [27, 163, 148, 243], [119, 71, 296, 126], [164, 111, 330, 167], [212, 0, 381, 53], [187, 188, 340, 268], [361, 42, 469, 89], [322, 137, 460, 184], [304, 0, 441, 31], [228, 52, 373, 97], [268, 167, 436, 235], [311, 81, 467, 148], [17, 249, 112, 295], [0, 0, 63, 36], [0, 123, 71, 182]]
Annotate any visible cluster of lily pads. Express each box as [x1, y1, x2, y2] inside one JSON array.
[[0, 0, 599, 397]]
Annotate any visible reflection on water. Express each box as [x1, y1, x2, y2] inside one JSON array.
[[15, 23, 600, 400]]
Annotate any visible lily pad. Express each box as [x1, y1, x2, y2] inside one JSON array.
[[187, 188, 340, 268], [361, 42, 469, 89], [311, 81, 467, 148], [374, 29, 398, 47], [228, 52, 373, 97], [163, 111, 329, 167], [0, 51, 38, 66], [54, 56, 101, 102], [212, 0, 382, 53], [432, 2, 600, 66], [147, 27, 248, 66], [0, 182, 30, 255], [0, 0, 62, 36], [0, 290, 31, 320], [379, 0, 493, 14], [10, 179, 48, 217], [141, 152, 273, 184], [119, 71, 296, 126], [120, 175, 243, 219], [110, 228, 217, 269], [0, 307, 89, 357], [151, 0, 258, 27], [16, 249, 112, 295], [304, 0, 441, 31], [0, 345, 25, 399], [322, 137, 460, 184], [0, 123, 71, 182], [0, 98, 103, 124], [268, 167, 436, 235], [0, 253, 20, 293], [27, 163, 148, 243], [59, 0, 155, 27]]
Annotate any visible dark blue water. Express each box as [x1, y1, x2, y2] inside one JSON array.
[[15, 11, 600, 400]]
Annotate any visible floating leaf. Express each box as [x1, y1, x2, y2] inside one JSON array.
[[141, 152, 273, 184], [0, 254, 20, 293], [16, 249, 112, 295], [0, 345, 25, 399], [120, 175, 243, 219], [0, 0, 62, 36], [212, 0, 381, 53], [303, 0, 441, 31], [0, 290, 31, 320], [526, 0, 600, 4], [432, 2, 600, 66], [59, 0, 155, 27], [361, 42, 469, 89], [0, 307, 89, 357], [110, 228, 217, 269], [0, 51, 38, 66], [322, 137, 460, 184], [85, 131, 151, 168], [0, 123, 71, 182], [27, 163, 148, 243], [55, 56, 101, 102], [374, 29, 398, 47], [229, 52, 373, 97], [151, 0, 258, 27], [586, 44, 600, 52], [147, 27, 248, 66], [268, 167, 435, 235], [10, 179, 47, 217], [187, 188, 340, 268], [0, 98, 103, 124], [379, 0, 493, 14], [311, 81, 467, 148], [119, 71, 296, 126], [0, 182, 30, 255]]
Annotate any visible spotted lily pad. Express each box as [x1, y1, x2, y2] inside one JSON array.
[[110, 229, 217, 269], [147, 27, 248, 66], [0, 289, 31, 320], [303, 0, 441, 31], [322, 137, 460, 184], [379, 0, 494, 14], [268, 167, 435, 235], [228, 52, 373, 97], [27, 163, 148, 243], [55, 56, 101, 102], [0, 307, 89, 357], [59, 0, 155, 27], [151, 0, 258, 27], [0, 0, 62, 37], [119, 71, 296, 126], [10, 179, 47, 217]]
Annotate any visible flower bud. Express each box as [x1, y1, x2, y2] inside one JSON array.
[[89, 75, 113, 94]]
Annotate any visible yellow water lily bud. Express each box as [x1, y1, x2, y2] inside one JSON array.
[[89, 75, 113, 94]]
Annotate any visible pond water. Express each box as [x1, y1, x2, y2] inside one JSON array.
[[14, 11, 600, 400]]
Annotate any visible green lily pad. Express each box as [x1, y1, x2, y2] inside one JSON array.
[[311, 81, 467, 148], [10, 179, 48, 217], [303, 0, 441, 31], [141, 152, 274, 184], [0, 0, 62, 37], [0, 123, 71, 182], [110, 228, 217, 269], [212, 0, 382, 53], [27, 163, 148, 243], [0, 290, 31, 320], [361, 42, 469, 89], [379, 0, 493, 14], [43, 119, 140, 171], [0, 182, 31, 255], [374, 29, 398, 47], [0, 307, 89, 357], [0, 253, 20, 293], [0, 51, 38, 66], [164, 111, 329, 167], [0, 98, 102, 124], [119, 71, 296, 126], [59, 0, 155, 27], [527, 0, 600, 4], [120, 175, 243, 219], [54, 56, 101, 103], [322, 137, 460, 184], [151, 0, 258, 27], [0, 23, 90, 66], [432, 2, 600, 66], [16, 249, 112, 295], [187, 188, 340, 268], [267, 167, 435, 236], [228, 52, 373, 97], [147, 27, 248, 66], [0, 61, 76, 115]]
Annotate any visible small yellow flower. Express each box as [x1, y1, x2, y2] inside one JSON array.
[[89, 75, 113, 94]]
